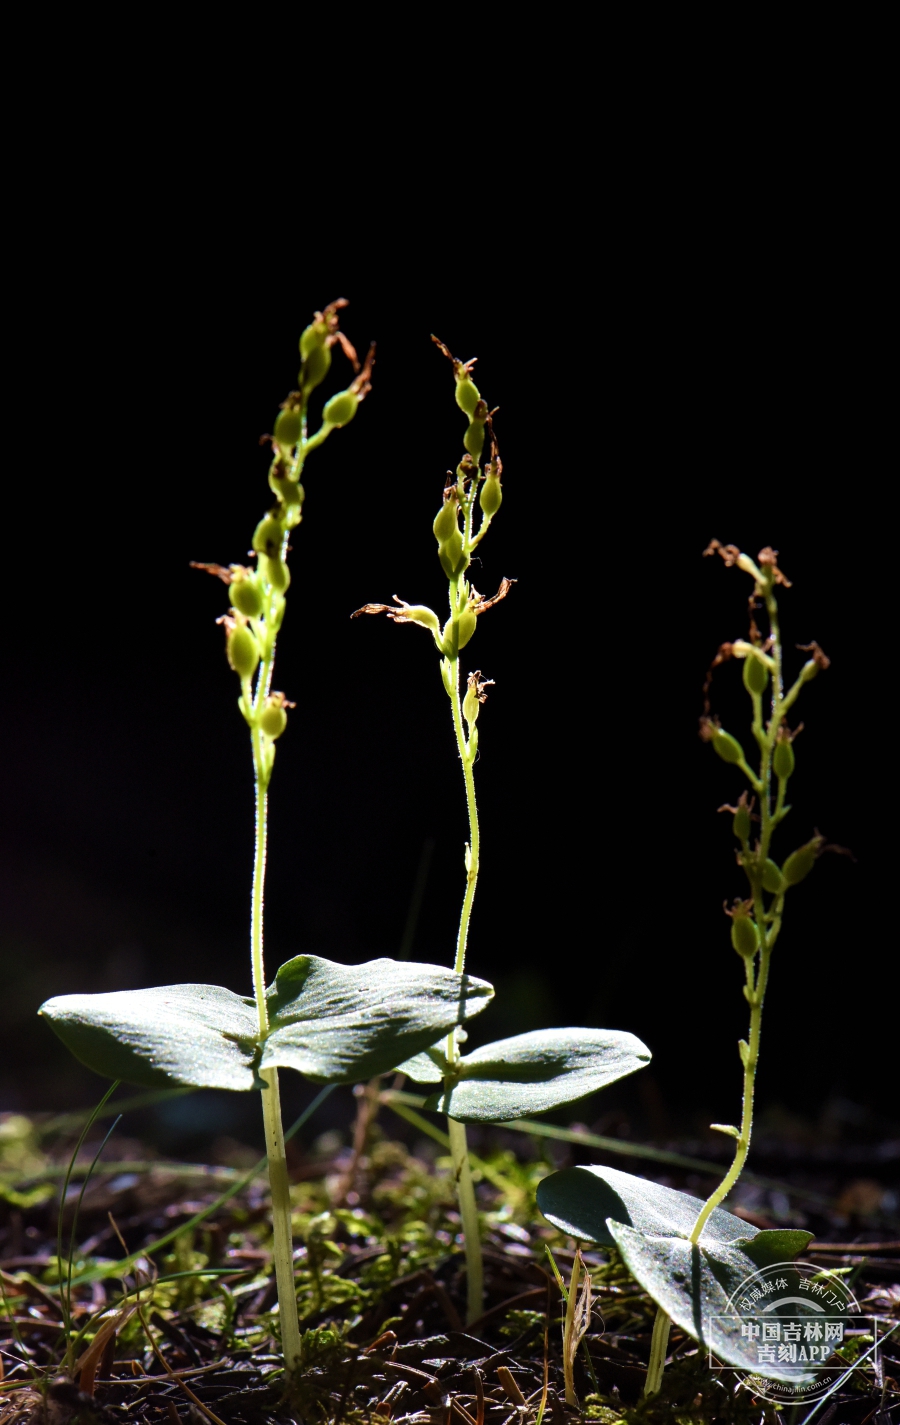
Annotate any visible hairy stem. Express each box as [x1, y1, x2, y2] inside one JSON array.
[[249, 646, 301, 1368], [442, 560, 485, 1324], [448, 655, 480, 975], [259, 1066, 299, 1365], [250, 743, 270, 1027], [447, 1116, 484, 1325]]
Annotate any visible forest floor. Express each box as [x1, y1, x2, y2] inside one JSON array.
[[1, 1085, 898, 1424]]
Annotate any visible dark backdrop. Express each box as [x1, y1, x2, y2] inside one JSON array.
[[1, 222, 892, 1151]]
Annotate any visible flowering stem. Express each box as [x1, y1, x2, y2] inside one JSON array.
[[442, 610, 484, 1324], [647, 560, 804, 1396], [248, 587, 302, 1370], [448, 655, 480, 977]]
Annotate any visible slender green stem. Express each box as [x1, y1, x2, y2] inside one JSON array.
[[448, 655, 480, 976], [689, 948, 770, 1242], [248, 603, 301, 1368], [447, 1116, 484, 1324], [442, 557, 485, 1323], [250, 749, 270, 1032], [259, 1067, 300, 1365], [644, 1304, 672, 1397]]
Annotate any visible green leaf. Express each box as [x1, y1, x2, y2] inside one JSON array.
[[608, 1221, 815, 1382], [417, 1028, 651, 1123], [536, 1166, 813, 1380], [261, 956, 492, 1083], [39, 957, 493, 1092], [38, 984, 260, 1090], [394, 1045, 447, 1083]]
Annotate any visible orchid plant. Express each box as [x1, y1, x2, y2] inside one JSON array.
[[537, 542, 832, 1400], [355, 338, 652, 1324], [38, 302, 494, 1372]]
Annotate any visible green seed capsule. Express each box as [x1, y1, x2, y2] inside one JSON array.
[[733, 804, 751, 841], [253, 516, 284, 560], [299, 322, 323, 359], [438, 529, 464, 578], [774, 739, 795, 780], [479, 474, 502, 519], [782, 842, 818, 886], [762, 859, 784, 894], [281, 478, 304, 508], [231, 576, 264, 619], [300, 342, 331, 392], [731, 914, 759, 959], [269, 469, 305, 508], [227, 625, 259, 679], [457, 608, 477, 649], [433, 495, 459, 543], [259, 555, 290, 592], [743, 653, 769, 695], [259, 699, 288, 739], [464, 419, 485, 463], [713, 729, 745, 765], [462, 683, 481, 728], [322, 390, 358, 427], [274, 409, 301, 448], [455, 376, 481, 416]]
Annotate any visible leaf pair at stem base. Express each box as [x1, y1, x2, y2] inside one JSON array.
[[537, 1165, 814, 1383], [38, 955, 494, 1092], [398, 1027, 651, 1123]]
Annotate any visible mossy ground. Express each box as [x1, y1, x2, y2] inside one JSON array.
[[1, 1104, 897, 1423]]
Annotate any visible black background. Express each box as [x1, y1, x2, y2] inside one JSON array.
[[1, 202, 892, 1154]]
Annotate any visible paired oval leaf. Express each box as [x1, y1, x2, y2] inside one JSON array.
[[537, 1165, 813, 1381], [39, 956, 493, 1092], [400, 1028, 651, 1122], [260, 956, 492, 1084], [38, 983, 260, 1091]]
